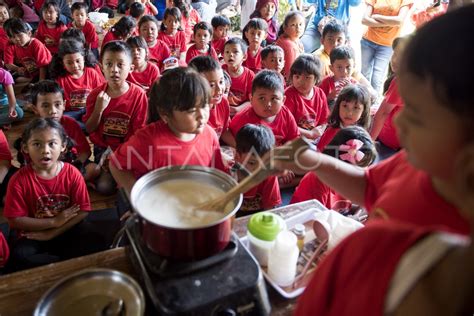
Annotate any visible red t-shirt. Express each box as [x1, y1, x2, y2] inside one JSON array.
[[295, 220, 435, 316], [243, 47, 262, 73], [147, 39, 171, 70], [365, 151, 470, 235], [0, 231, 9, 268], [275, 36, 304, 79], [317, 126, 340, 152], [290, 172, 339, 208], [56, 67, 106, 111], [181, 9, 201, 43], [83, 82, 148, 150], [4, 38, 52, 77], [158, 31, 187, 60], [111, 120, 227, 178], [4, 163, 91, 221], [60, 116, 91, 158], [126, 62, 160, 93], [208, 97, 230, 138], [36, 21, 68, 54], [0, 27, 8, 60], [319, 75, 358, 99], [378, 78, 403, 150], [222, 65, 255, 106], [212, 37, 228, 58], [185, 44, 218, 64], [285, 85, 329, 131], [101, 30, 121, 50], [229, 105, 300, 146], [239, 175, 281, 213], [0, 130, 12, 163], [68, 20, 99, 49]]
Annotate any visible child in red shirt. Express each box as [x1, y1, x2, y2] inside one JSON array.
[[126, 36, 160, 93], [272, 8, 473, 235], [101, 15, 136, 50], [242, 18, 267, 73], [35, 0, 68, 54], [0, 3, 10, 61], [69, 2, 99, 57], [186, 21, 218, 64], [317, 84, 371, 151], [139, 15, 171, 70], [261, 45, 285, 76], [292, 126, 376, 207], [319, 46, 359, 106], [127, 0, 158, 16], [110, 67, 227, 196], [50, 39, 105, 125], [172, 0, 200, 44], [285, 54, 329, 140], [3, 18, 52, 81], [223, 37, 255, 115], [234, 124, 281, 216], [0, 129, 17, 205], [158, 8, 187, 65], [211, 15, 230, 59], [83, 41, 148, 195], [4, 118, 92, 270], [275, 11, 305, 80]]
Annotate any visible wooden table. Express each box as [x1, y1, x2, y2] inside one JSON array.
[[0, 200, 323, 316]]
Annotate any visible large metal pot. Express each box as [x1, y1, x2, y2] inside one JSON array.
[[130, 166, 243, 261]]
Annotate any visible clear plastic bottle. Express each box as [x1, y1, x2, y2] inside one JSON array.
[[293, 224, 306, 252], [267, 230, 299, 287]]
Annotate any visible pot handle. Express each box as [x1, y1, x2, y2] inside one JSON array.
[[111, 213, 138, 248]]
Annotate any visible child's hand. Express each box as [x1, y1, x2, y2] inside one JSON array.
[[17, 67, 26, 76], [53, 204, 80, 227], [95, 91, 111, 113], [24, 230, 56, 241], [327, 88, 339, 101], [279, 170, 296, 184], [8, 108, 18, 118]]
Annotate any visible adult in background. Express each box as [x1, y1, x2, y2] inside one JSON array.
[[360, 0, 413, 94], [301, 0, 361, 53]]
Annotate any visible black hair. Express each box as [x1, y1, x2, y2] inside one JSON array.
[[322, 20, 346, 39], [30, 80, 64, 106], [289, 54, 323, 84], [329, 45, 354, 64], [111, 15, 136, 38], [383, 36, 409, 94], [173, 0, 190, 18], [323, 125, 377, 167], [21, 117, 67, 144], [40, 0, 62, 27], [188, 55, 221, 73], [223, 70, 231, 88], [277, 11, 304, 37], [148, 67, 210, 122], [129, 2, 145, 18], [50, 39, 97, 78], [4, 18, 31, 37], [251, 69, 284, 95], [211, 15, 231, 28], [100, 40, 132, 62], [236, 124, 275, 155], [126, 35, 149, 60], [261, 44, 284, 60], [224, 37, 248, 54], [160, 8, 181, 32], [61, 28, 86, 45], [70, 2, 88, 13], [327, 84, 371, 130], [242, 18, 268, 45], [193, 21, 212, 54]]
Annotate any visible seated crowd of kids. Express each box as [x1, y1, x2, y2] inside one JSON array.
[[0, 0, 472, 313]]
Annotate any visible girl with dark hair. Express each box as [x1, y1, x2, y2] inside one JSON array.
[[36, 0, 68, 54], [275, 11, 305, 79], [158, 8, 187, 64]]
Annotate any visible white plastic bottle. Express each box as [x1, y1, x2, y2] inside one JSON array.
[[267, 230, 299, 287]]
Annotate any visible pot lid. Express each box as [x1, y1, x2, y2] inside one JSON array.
[[247, 212, 284, 241]]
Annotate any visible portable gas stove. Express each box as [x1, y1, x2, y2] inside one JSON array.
[[125, 220, 271, 315]]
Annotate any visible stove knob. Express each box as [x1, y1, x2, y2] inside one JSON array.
[[216, 308, 236, 316]]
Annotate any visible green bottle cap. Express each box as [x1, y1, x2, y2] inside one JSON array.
[[247, 212, 283, 241]]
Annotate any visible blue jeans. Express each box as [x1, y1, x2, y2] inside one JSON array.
[[361, 38, 393, 94]]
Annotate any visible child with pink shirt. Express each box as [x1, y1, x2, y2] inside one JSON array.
[[242, 18, 267, 73], [110, 67, 227, 196], [186, 21, 218, 64], [158, 8, 187, 65], [36, 0, 68, 54], [284, 54, 329, 140], [275, 11, 305, 80]]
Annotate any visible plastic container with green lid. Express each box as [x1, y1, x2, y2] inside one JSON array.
[[246, 212, 286, 266]]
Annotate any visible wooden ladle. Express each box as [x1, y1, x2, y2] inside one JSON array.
[[195, 137, 311, 213]]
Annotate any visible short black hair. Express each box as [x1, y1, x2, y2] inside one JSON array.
[[129, 2, 145, 18], [261, 45, 284, 60], [322, 20, 346, 39], [252, 69, 284, 95], [193, 21, 213, 36], [100, 40, 132, 62], [71, 1, 88, 13], [329, 45, 354, 64], [4, 18, 31, 37], [112, 15, 136, 38], [188, 55, 222, 73], [211, 15, 231, 28], [30, 80, 64, 106], [126, 35, 148, 52], [289, 54, 323, 84], [61, 28, 86, 45], [236, 124, 275, 155], [41, 0, 62, 26], [242, 18, 268, 45], [21, 118, 68, 147], [224, 37, 248, 54]]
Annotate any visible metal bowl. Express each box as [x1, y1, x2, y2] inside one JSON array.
[[34, 269, 145, 316]]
